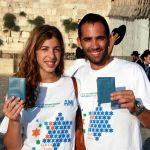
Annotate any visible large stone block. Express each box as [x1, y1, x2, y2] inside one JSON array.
[[39, 0, 51, 3], [46, 9, 57, 15], [18, 17, 28, 26], [0, 58, 14, 75], [3, 42, 23, 53], [21, 31, 30, 38], [64, 60, 75, 71], [0, 1, 7, 7], [11, 31, 19, 38]]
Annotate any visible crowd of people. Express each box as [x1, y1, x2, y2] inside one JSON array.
[[131, 50, 150, 81], [0, 13, 150, 150]]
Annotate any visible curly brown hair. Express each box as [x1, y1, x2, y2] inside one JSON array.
[[15, 25, 65, 109]]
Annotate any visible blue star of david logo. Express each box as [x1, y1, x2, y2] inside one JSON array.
[[42, 112, 72, 150], [88, 103, 113, 141]]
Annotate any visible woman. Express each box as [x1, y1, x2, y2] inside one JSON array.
[[0, 25, 85, 150]]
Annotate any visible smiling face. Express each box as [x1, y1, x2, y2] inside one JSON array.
[[36, 37, 61, 79], [77, 22, 110, 70]]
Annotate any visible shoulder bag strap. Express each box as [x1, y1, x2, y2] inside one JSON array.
[[72, 77, 78, 102], [71, 77, 86, 150]]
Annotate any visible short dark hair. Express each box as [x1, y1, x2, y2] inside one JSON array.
[[78, 13, 110, 39], [141, 49, 150, 60]]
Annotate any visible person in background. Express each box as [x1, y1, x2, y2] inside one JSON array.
[[74, 13, 150, 150], [108, 30, 119, 56], [64, 47, 87, 77], [141, 49, 150, 81], [143, 137, 150, 150], [131, 50, 144, 68], [0, 25, 85, 150], [109, 24, 126, 56]]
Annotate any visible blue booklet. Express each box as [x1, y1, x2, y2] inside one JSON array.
[[97, 77, 120, 109], [7, 77, 26, 101]]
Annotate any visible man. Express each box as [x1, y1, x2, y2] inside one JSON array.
[[141, 49, 150, 81], [64, 25, 122, 77], [74, 13, 150, 150], [131, 50, 144, 68]]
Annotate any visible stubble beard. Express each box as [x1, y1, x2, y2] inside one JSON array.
[[85, 48, 109, 66]]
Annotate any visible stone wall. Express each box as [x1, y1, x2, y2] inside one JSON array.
[[0, 0, 111, 74], [109, 18, 149, 56], [0, 0, 111, 54], [0, 58, 13, 75]]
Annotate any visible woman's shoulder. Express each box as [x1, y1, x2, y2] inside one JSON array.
[[61, 75, 80, 83]]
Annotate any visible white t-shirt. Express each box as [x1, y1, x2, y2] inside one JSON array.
[[74, 58, 150, 150], [0, 76, 78, 150]]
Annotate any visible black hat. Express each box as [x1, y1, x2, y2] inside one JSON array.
[[112, 25, 126, 45], [131, 51, 140, 56]]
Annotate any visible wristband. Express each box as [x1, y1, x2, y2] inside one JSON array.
[[132, 100, 145, 116]]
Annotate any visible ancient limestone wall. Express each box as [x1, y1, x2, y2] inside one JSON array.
[[0, 58, 13, 75], [0, 0, 111, 74], [0, 0, 111, 54], [109, 18, 149, 57]]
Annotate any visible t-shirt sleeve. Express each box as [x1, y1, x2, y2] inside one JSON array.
[[0, 116, 9, 134], [0, 112, 23, 134]]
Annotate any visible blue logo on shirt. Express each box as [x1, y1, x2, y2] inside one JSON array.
[[64, 100, 73, 106]]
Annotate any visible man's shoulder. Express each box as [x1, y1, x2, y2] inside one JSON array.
[[113, 58, 145, 73], [115, 57, 140, 67], [74, 63, 89, 78]]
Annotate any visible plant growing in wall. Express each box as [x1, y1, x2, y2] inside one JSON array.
[[0, 39, 3, 57], [62, 18, 78, 33], [71, 43, 77, 49], [28, 16, 45, 27], [13, 25, 20, 32], [62, 18, 78, 49], [3, 13, 20, 37], [0, 39, 3, 46], [19, 11, 27, 17]]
